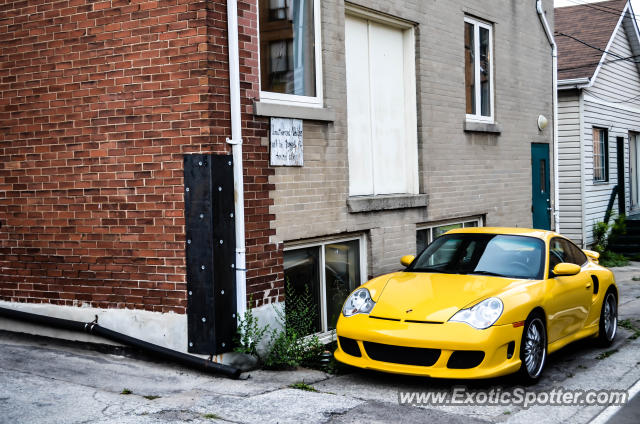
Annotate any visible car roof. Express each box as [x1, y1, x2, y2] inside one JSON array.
[[445, 227, 556, 240]]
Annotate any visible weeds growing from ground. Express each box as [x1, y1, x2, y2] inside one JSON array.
[[596, 349, 619, 360], [289, 382, 318, 392], [619, 319, 640, 340]]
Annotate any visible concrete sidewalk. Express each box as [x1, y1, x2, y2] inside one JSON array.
[[0, 263, 639, 423]]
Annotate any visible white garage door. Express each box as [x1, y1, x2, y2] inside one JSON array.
[[345, 13, 418, 196]]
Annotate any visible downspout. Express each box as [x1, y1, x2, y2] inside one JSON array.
[[537, 0, 560, 233], [226, 0, 247, 319]]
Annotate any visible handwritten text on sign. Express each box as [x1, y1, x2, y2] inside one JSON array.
[[270, 117, 303, 166]]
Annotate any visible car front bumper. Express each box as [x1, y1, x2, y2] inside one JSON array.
[[335, 314, 524, 379]]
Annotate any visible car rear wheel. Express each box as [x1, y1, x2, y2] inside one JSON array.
[[518, 313, 547, 384], [596, 290, 617, 347]]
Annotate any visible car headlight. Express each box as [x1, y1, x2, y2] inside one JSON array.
[[342, 288, 376, 317], [449, 297, 503, 329]]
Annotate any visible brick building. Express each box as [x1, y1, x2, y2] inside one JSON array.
[[1, 0, 555, 355], [0, 0, 278, 352]]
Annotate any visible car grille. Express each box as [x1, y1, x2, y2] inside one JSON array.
[[362, 341, 440, 366], [338, 337, 361, 357], [447, 350, 485, 369]]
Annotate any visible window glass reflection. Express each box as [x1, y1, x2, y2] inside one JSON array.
[[260, 0, 316, 96], [325, 240, 360, 330]]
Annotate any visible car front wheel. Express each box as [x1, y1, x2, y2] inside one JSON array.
[[518, 313, 547, 384]]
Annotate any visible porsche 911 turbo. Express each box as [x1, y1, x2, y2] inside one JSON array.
[[334, 227, 618, 382]]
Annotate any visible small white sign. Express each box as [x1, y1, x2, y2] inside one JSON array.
[[270, 117, 303, 166]]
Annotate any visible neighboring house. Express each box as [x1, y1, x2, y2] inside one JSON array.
[[0, 0, 555, 356], [556, 0, 640, 247]]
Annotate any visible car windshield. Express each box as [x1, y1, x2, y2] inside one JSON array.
[[407, 233, 545, 280]]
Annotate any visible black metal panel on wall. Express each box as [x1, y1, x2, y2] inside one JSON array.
[[184, 154, 236, 355]]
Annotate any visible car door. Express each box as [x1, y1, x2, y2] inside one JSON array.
[[546, 238, 593, 342]]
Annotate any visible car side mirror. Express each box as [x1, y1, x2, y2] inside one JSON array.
[[553, 263, 581, 276], [400, 255, 415, 267]]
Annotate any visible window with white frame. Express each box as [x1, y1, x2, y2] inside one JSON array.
[[258, 0, 323, 106], [416, 217, 483, 254], [283, 236, 366, 334], [464, 17, 494, 122], [344, 7, 418, 196], [593, 127, 609, 182]]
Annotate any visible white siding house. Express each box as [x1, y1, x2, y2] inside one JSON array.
[[556, 0, 640, 246]]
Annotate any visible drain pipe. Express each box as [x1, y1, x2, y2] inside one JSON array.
[[226, 0, 247, 319], [537, 0, 560, 233], [0, 306, 241, 379]]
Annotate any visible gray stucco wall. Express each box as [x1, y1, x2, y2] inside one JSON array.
[[265, 0, 555, 278]]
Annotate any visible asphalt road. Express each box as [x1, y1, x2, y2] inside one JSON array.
[[608, 391, 640, 424], [1, 263, 639, 423]]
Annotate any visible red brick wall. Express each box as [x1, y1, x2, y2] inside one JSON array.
[[0, 0, 283, 313]]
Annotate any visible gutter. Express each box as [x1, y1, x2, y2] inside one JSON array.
[[225, 0, 247, 319], [558, 78, 590, 91], [537, 0, 560, 233]]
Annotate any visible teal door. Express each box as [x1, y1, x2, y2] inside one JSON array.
[[531, 143, 551, 230]]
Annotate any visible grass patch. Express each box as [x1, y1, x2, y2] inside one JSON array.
[[599, 251, 629, 268], [620, 319, 640, 340], [289, 382, 318, 392], [120, 388, 132, 395], [596, 349, 618, 360], [619, 319, 635, 330], [632, 276, 640, 281], [203, 413, 221, 420], [143, 395, 161, 400]]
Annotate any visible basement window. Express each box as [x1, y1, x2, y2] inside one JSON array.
[[283, 235, 366, 334], [416, 217, 484, 254]]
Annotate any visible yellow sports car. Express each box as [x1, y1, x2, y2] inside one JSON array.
[[335, 227, 618, 382]]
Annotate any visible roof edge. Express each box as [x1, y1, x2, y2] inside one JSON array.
[[588, 1, 629, 87]]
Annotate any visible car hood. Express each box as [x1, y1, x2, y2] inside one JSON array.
[[370, 272, 523, 323]]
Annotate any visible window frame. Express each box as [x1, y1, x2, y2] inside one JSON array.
[[592, 127, 609, 183], [283, 234, 367, 335], [416, 216, 484, 253], [464, 16, 495, 123], [257, 0, 324, 108], [548, 237, 587, 276]]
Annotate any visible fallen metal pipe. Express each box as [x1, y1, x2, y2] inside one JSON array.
[[0, 306, 241, 379]]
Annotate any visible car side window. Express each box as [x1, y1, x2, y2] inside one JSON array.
[[548, 238, 566, 272], [563, 239, 587, 266]]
